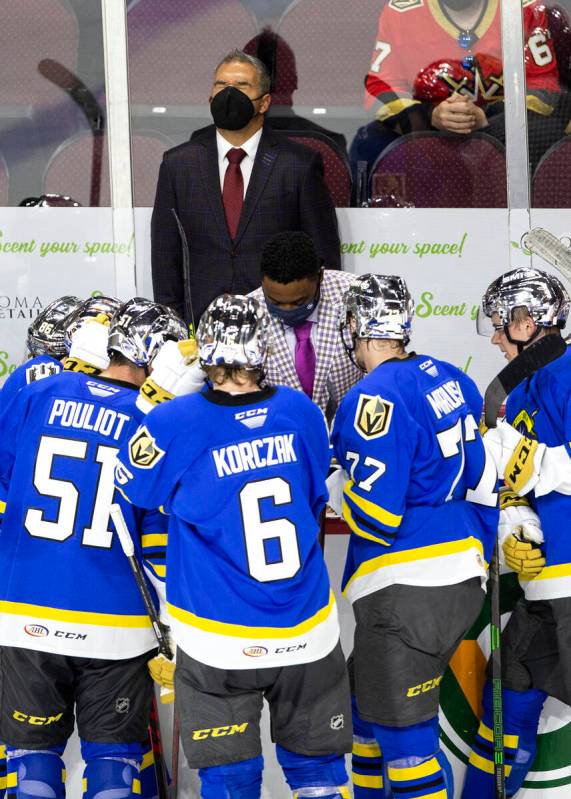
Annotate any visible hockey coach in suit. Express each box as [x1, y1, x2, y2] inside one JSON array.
[[151, 49, 341, 323]]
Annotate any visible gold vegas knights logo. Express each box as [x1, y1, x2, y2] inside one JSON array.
[[353, 394, 394, 440], [128, 427, 165, 469], [440, 574, 571, 792]]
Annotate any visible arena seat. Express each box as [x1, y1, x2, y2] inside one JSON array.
[[532, 134, 571, 207], [276, 0, 381, 108], [281, 131, 352, 206], [43, 131, 173, 207], [369, 132, 507, 208], [127, 0, 258, 109]]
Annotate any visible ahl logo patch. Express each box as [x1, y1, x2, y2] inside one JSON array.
[[354, 394, 394, 440], [128, 427, 165, 469]]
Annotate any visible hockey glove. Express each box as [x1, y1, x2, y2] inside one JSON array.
[[483, 421, 547, 496], [498, 488, 545, 576], [148, 652, 175, 704], [136, 339, 204, 414], [64, 312, 111, 374]]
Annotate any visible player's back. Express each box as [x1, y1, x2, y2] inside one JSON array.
[[0, 371, 159, 659], [118, 385, 339, 669], [333, 354, 498, 601], [0, 354, 61, 412]]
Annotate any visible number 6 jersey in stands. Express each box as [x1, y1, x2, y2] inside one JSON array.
[[115, 385, 341, 671], [0, 371, 166, 659]]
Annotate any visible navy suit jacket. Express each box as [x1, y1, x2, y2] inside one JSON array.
[[151, 125, 341, 322]]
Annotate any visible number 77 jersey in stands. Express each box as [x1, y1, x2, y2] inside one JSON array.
[[0, 371, 166, 659], [115, 384, 340, 671]]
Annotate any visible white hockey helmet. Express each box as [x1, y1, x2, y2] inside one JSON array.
[[108, 298, 187, 367], [27, 295, 82, 358], [341, 273, 415, 346], [478, 266, 570, 336], [64, 294, 123, 352], [197, 294, 271, 370]]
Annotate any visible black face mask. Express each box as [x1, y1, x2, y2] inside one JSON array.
[[210, 86, 264, 131]]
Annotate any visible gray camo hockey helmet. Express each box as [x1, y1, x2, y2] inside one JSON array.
[[108, 298, 187, 367], [341, 273, 415, 346], [478, 266, 570, 336], [27, 296, 83, 358], [197, 294, 271, 369], [64, 294, 123, 352]]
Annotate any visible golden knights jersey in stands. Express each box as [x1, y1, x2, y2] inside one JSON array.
[[116, 385, 340, 670], [332, 354, 499, 603], [0, 372, 166, 659]]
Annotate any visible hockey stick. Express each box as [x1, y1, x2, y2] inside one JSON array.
[[489, 543, 505, 799], [522, 227, 571, 282], [484, 334, 566, 428], [171, 208, 197, 337], [110, 504, 175, 799], [38, 59, 105, 207]]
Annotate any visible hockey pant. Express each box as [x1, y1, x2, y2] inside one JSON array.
[[198, 748, 350, 798], [461, 682, 547, 798]]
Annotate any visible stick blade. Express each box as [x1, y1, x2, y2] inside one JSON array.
[[484, 334, 566, 427]]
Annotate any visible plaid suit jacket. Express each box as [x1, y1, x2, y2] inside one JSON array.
[[251, 271, 362, 420], [151, 125, 341, 323]]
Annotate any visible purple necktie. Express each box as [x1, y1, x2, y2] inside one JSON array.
[[222, 148, 246, 240], [294, 320, 316, 397]]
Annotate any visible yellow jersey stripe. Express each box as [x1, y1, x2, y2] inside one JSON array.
[[83, 777, 88, 791], [7, 772, 17, 788], [353, 772, 383, 788], [142, 534, 168, 548], [343, 537, 484, 596], [344, 481, 402, 528], [0, 500, 6, 514], [469, 751, 512, 776], [148, 562, 166, 578], [520, 563, 571, 581], [0, 601, 152, 628], [0, 777, 6, 790], [352, 741, 381, 758], [478, 722, 519, 749], [343, 501, 391, 546], [141, 750, 155, 771], [115, 485, 132, 504], [168, 591, 335, 639], [388, 756, 439, 781], [133, 777, 142, 794]]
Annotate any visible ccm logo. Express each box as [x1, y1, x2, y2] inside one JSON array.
[[192, 723, 248, 741], [24, 624, 48, 638]]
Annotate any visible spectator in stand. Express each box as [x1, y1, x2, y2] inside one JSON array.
[[350, 0, 570, 178]]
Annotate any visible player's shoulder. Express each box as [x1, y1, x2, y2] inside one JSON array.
[[538, 343, 571, 389]]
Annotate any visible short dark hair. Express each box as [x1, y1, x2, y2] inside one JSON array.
[[260, 231, 322, 284], [215, 49, 271, 95]]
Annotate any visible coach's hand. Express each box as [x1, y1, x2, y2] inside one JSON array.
[[148, 653, 175, 704]]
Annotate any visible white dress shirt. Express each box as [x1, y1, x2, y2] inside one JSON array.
[[216, 128, 263, 196]]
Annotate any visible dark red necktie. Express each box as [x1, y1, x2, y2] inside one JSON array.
[[222, 148, 246, 240]]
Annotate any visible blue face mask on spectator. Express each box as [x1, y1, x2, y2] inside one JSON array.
[[266, 286, 321, 327]]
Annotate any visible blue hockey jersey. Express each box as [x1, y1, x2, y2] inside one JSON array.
[[506, 344, 571, 600], [332, 354, 499, 604], [0, 372, 166, 659], [0, 355, 61, 413], [116, 385, 340, 670]]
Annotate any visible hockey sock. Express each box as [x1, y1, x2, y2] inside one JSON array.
[[0, 744, 7, 797], [276, 745, 349, 798], [351, 696, 390, 798], [461, 683, 546, 798], [373, 716, 453, 798], [5, 746, 66, 799], [137, 743, 158, 799], [198, 755, 263, 799], [81, 741, 143, 799]]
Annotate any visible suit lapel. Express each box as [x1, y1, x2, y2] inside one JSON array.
[[198, 130, 229, 239], [234, 130, 279, 244]]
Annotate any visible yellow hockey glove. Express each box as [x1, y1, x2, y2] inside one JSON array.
[[502, 533, 545, 576], [148, 653, 175, 704]]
